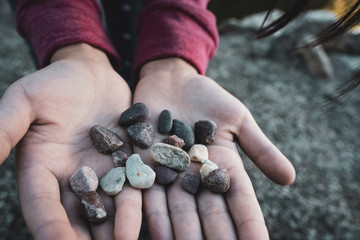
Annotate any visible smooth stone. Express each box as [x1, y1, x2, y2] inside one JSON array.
[[70, 166, 98, 196], [194, 120, 217, 145], [200, 160, 219, 182], [80, 191, 107, 224], [90, 125, 124, 154], [188, 144, 209, 163], [118, 102, 148, 126], [163, 135, 185, 148], [150, 143, 190, 171], [158, 109, 173, 133], [205, 168, 231, 193], [127, 122, 154, 149], [154, 165, 178, 185], [100, 167, 126, 195], [170, 119, 195, 151], [126, 154, 155, 189], [182, 173, 201, 194], [112, 150, 128, 167]]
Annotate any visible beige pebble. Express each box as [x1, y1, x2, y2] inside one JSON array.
[[150, 143, 190, 171], [200, 159, 219, 182], [188, 144, 209, 163]]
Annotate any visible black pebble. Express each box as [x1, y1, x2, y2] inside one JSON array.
[[170, 119, 194, 151], [158, 110, 173, 133], [127, 122, 154, 148], [182, 173, 201, 194], [118, 102, 148, 126], [154, 165, 178, 185], [194, 120, 217, 145]]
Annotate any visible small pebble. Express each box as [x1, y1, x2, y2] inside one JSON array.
[[90, 125, 123, 154], [200, 160, 219, 182], [158, 110, 173, 133], [194, 120, 217, 145], [182, 173, 201, 194], [163, 135, 185, 148], [80, 191, 107, 224], [118, 102, 148, 126], [154, 165, 178, 185], [112, 150, 128, 167], [171, 119, 195, 151], [127, 122, 154, 148], [70, 166, 98, 196], [205, 168, 230, 193], [100, 167, 126, 195], [126, 154, 155, 189], [188, 144, 209, 163], [150, 143, 190, 171]]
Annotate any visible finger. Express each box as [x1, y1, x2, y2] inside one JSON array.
[[113, 184, 142, 240], [17, 165, 79, 240], [143, 183, 174, 240], [0, 83, 34, 164], [167, 174, 203, 239], [237, 112, 296, 185]]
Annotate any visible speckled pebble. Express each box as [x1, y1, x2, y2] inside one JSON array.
[[127, 122, 154, 148], [182, 173, 201, 194], [163, 135, 185, 148], [80, 191, 107, 224], [70, 166, 98, 196], [171, 119, 195, 151], [118, 102, 148, 126], [205, 168, 230, 193], [126, 154, 155, 189], [90, 125, 123, 154], [194, 120, 217, 145], [112, 150, 128, 167], [150, 143, 190, 171], [158, 110, 173, 133], [154, 165, 178, 185], [100, 167, 126, 195]]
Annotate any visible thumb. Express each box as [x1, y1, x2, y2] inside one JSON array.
[[0, 82, 34, 164]]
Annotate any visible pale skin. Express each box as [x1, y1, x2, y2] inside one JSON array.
[[0, 43, 295, 239]]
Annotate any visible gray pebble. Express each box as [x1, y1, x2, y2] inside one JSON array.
[[70, 166, 98, 197], [100, 167, 126, 195], [154, 165, 178, 185], [127, 122, 154, 148], [171, 119, 195, 151], [126, 154, 155, 189], [182, 173, 201, 194], [80, 191, 107, 224], [158, 110, 172, 133], [112, 150, 128, 167], [205, 168, 230, 193], [163, 135, 185, 148], [118, 102, 148, 126], [194, 120, 217, 145], [150, 143, 190, 171], [90, 125, 124, 154]]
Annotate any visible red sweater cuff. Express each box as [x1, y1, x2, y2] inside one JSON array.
[[133, 0, 219, 80], [15, 0, 120, 68]]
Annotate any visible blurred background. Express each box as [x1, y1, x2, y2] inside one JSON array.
[[0, 0, 359, 239]]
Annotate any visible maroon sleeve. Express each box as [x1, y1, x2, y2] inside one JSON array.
[[133, 0, 219, 78], [15, 0, 120, 68]]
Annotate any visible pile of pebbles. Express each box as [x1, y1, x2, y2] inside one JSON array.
[[70, 103, 230, 223]]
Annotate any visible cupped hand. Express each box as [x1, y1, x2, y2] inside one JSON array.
[[0, 44, 141, 240], [133, 58, 296, 240]]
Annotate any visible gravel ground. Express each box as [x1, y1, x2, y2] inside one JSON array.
[[0, 0, 359, 239]]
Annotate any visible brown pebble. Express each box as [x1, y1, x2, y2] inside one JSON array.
[[70, 166, 98, 197], [118, 102, 148, 126], [90, 125, 123, 154], [80, 191, 107, 224], [127, 122, 154, 148], [182, 173, 201, 194], [205, 168, 230, 193], [163, 135, 185, 148], [154, 165, 178, 185], [112, 150, 128, 167], [194, 120, 217, 145]]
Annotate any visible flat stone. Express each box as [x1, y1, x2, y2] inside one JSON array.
[[163, 135, 185, 148], [118, 102, 148, 126], [80, 191, 107, 224], [170, 119, 195, 151], [158, 110, 172, 133], [154, 165, 178, 185], [194, 120, 217, 145], [188, 144, 209, 163], [126, 154, 155, 189], [100, 167, 126, 195], [70, 166, 98, 196], [182, 173, 201, 194], [205, 168, 230, 193], [90, 125, 123, 154], [150, 143, 190, 171], [127, 122, 154, 149], [112, 150, 128, 167]]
